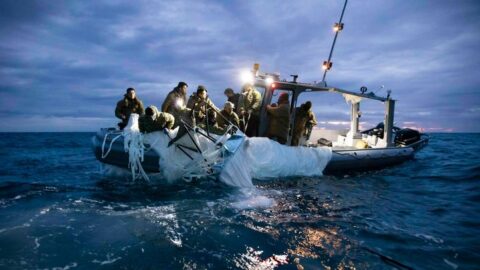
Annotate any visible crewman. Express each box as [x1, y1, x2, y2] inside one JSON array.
[[292, 101, 317, 146], [198, 110, 225, 135], [186, 85, 219, 125], [266, 92, 290, 144], [138, 105, 175, 133], [224, 88, 241, 112], [161, 82, 189, 128], [238, 83, 262, 136], [115, 87, 145, 130], [217, 101, 240, 130], [304, 101, 318, 139]]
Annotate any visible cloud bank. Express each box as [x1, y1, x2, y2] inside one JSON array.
[[0, 0, 479, 132]]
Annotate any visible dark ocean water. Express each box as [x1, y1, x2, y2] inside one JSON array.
[[0, 132, 479, 270]]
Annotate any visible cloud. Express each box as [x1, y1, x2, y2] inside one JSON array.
[[0, 0, 479, 132]]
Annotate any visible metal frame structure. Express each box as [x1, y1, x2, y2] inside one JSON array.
[[253, 73, 396, 147]]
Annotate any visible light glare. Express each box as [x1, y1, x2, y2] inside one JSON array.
[[176, 99, 184, 109], [265, 77, 274, 85], [240, 71, 254, 84]]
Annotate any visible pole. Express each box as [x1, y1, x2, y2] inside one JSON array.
[[322, 0, 348, 82], [384, 99, 395, 147]]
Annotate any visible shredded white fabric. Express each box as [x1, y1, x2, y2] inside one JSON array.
[[144, 128, 225, 182], [122, 114, 150, 181], [101, 116, 332, 187]]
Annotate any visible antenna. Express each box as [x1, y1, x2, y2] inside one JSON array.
[[322, 0, 348, 83], [373, 85, 385, 94]]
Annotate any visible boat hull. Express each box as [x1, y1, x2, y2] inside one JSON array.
[[92, 129, 428, 175], [324, 147, 414, 174], [92, 129, 160, 172]]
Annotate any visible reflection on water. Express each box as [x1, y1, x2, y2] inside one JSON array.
[[233, 247, 288, 270], [289, 227, 344, 258]]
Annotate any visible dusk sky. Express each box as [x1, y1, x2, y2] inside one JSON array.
[[0, 0, 479, 132]]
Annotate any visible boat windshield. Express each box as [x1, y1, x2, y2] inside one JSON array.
[[270, 89, 293, 105], [270, 88, 294, 109], [254, 85, 267, 100]]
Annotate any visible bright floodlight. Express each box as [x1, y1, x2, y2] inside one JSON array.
[[333, 22, 344, 32], [322, 60, 332, 71], [265, 77, 274, 86], [240, 70, 254, 84]]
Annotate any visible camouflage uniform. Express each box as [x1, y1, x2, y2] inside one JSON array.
[[266, 103, 290, 144], [238, 87, 262, 136], [196, 107, 225, 136], [238, 88, 261, 116], [292, 108, 317, 146], [292, 107, 309, 146], [305, 110, 317, 136], [217, 109, 240, 129], [186, 94, 219, 125], [138, 106, 175, 133], [198, 122, 226, 136], [227, 93, 241, 113], [161, 87, 188, 128], [115, 95, 144, 129]]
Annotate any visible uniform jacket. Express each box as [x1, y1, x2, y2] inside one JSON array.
[[161, 88, 188, 127], [306, 110, 318, 129], [138, 106, 175, 133], [266, 103, 290, 142], [161, 88, 187, 115], [115, 95, 145, 123], [186, 94, 219, 124], [293, 107, 309, 136], [239, 89, 262, 116], [198, 122, 225, 136], [227, 93, 241, 112], [292, 108, 317, 145], [217, 109, 240, 129]]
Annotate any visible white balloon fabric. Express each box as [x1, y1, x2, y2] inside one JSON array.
[[121, 114, 332, 187], [220, 137, 332, 187]]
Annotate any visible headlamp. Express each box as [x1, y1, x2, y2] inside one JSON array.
[[176, 99, 185, 109]]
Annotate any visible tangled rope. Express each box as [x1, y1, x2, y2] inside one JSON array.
[[101, 130, 123, 159]]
